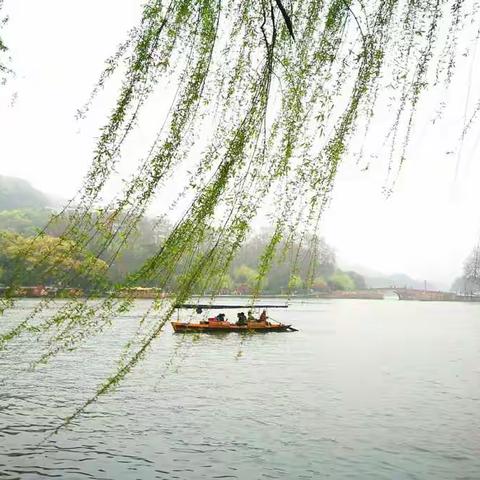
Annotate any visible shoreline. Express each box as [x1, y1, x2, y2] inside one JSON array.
[[3, 290, 480, 302]]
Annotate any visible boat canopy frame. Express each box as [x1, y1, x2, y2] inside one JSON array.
[[175, 303, 288, 314]]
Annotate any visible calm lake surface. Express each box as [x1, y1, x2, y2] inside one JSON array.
[[1, 299, 479, 479]]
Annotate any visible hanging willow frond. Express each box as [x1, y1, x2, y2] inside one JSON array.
[[0, 0, 12, 85], [2, 0, 480, 431]]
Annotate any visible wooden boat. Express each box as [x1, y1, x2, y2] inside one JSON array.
[[172, 319, 294, 333], [171, 303, 297, 333]]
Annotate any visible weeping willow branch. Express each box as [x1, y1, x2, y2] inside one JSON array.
[[2, 0, 480, 432], [0, 0, 12, 85]]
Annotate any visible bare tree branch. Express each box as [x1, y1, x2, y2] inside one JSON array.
[[274, 0, 295, 40]]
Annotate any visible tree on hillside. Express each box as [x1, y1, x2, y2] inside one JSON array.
[[0, 232, 108, 288], [288, 274, 303, 292], [312, 276, 328, 291], [233, 264, 262, 292], [328, 271, 355, 291], [231, 232, 335, 292], [0, 208, 52, 235], [463, 244, 480, 293], [345, 271, 366, 290]]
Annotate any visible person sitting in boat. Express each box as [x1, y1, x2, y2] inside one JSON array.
[[259, 309, 268, 324], [247, 310, 255, 321], [236, 312, 247, 326], [215, 313, 226, 322]]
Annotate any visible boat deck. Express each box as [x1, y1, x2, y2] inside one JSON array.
[[171, 321, 292, 333]]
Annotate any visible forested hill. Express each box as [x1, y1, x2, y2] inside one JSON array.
[[0, 175, 368, 293], [0, 175, 50, 210]]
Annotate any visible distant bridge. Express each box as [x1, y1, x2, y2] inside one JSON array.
[[315, 288, 480, 301], [370, 288, 457, 301]]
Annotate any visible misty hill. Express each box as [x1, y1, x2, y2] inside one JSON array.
[[366, 273, 433, 290], [0, 175, 51, 211], [338, 261, 437, 290]]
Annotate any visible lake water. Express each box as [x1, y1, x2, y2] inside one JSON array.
[[1, 299, 479, 479]]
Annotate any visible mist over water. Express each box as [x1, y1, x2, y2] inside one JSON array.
[[1, 299, 479, 479]]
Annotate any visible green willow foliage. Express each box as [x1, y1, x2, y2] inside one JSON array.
[[1, 0, 479, 430], [0, 0, 11, 85]]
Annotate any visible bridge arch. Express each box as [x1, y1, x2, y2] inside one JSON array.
[[381, 289, 401, 300]]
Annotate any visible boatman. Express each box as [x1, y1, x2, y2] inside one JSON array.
[[236, 312, 247, 326], [259, 309, 268, 324]]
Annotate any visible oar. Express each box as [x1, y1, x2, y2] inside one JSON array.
[[270, 315, 298, 332]]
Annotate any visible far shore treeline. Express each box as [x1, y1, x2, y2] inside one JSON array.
[[0, 176, 366, 295], [0, 207, 365, 295], [1, 175, 478, 296]]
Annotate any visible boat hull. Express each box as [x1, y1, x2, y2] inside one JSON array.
[[171, 321, 292, 333]]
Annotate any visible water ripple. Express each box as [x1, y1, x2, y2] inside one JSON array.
[[1, 299, 479, 479]]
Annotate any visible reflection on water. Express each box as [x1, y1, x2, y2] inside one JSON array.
[[1, 299, 479, 479]]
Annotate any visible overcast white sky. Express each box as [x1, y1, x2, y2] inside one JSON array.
[[1, 1, 480, 289]]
